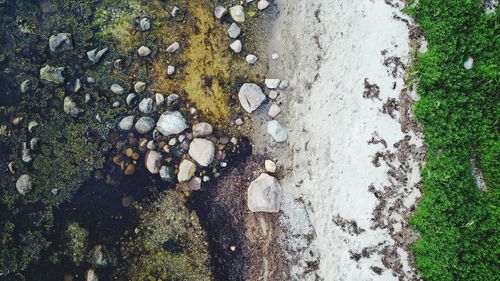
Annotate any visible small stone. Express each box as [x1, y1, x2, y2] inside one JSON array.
[[265, 78, 280, 89], [85, 93, 91, 103], [51, 188, 58, 195], [235, 118, 244, 126], [138, 46, 151, 57], [87, 77, 95, 83], [279, 80, 289, 90], [231, 137, 238, 145], [268, 90, 278, 100], [159, 166, 174, 182], [214, 6, 227, 19], [203, 176, 210, 182], [113, 154, 124, 166], [112, 101, 120, 108], [49, 33, 73, 53], [139, 18, 150, 31], [146, 140, 156, 150], [134, 117, 156, 134], [238, 83, 266, 113], [63, 96, 84, 117], [16, 174, 33, 196], [21, 143, 31, 163], [464, 57, 474, 70], [40, 65, 65, 84], [167, 65, 175, 75], [110, 84, 124, 95], [265, 160, 277, 173], [190, 107, 197, 115], [229, 5, 245, 23], [86, 48, 108, 64], [247, 173, 282, 212], [189, 138, 215, 167], [267, 120, 288, 142], [188, 177, 202, 191], [167, 42, 180, 53], [113, 59, 122, 69], [144, 150, 162, 174], [28, 121, 39, 133], [124, 164, 135, 176], [167, 94, 180, 108], [156, 111, 188, 136], [178, 159, 196, 182], [70, 78, 82, 93], [168, 138, 177, 146], [171, 6, 180, 17], [245, 54, 258, 65], [155, 93, 165, 107], [272, 53, 279, 60], [30, 137, 39, 150], [126, 93, 138, 107], [138, 98, 155, 114], [192, 122, 213, 137], [85, 268, 98, 281], [228, 23, 241, 39], [134, 81, 146, 93], [267, 104, 281, 118], [20, 80, 31, 93], [258, 0, 270, 10], [230, 40, 242, 53], [118, 116, 135, 132]]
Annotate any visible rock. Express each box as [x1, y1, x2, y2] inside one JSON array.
[[146, 140, 156, 150], [155, 93, 165, 107], [159, 166, 174, 182], [267, 120, 288, 142], [268, 90, 278, 100], [40, 65, 65, 84], [95, 114, 102, 123], [188, 177, 202, 191], [167, 94, 180, 108], [70, 78, 82, 93], [49, 33, 73, 52], [28, 121, 39, 133], [265, 78, 280, 89], [192, 122, 213, 137], [113, 59, 122, 69], [16, 174, 33, 196], [21, 143, 31, 163], [168, 138, 177, 146], [134, 81, 146, 93], [235, 118, 244, 126], [271, 53, 279, 60], [110, 84, 124, 95], [30, 138, 40, 150], [118, 116, 135, 132], [214, 6, 227, 19], [246, 54, 258, 65], [112, 154, 124, 166], [238, 83, 266, 113], [464, 57, 473, 70], [139, 18, 150, 31], [228, 23, 241, 39], [265, 160, 277, 173], [126, 93, 137, 107], [135, 117, 156, 134], [144, 150, 162, 174], [124, 164, 135, 176], [258, 0, 270, 10], [229, 5, 245, 23], [278, 80, 289, 90], [230, 40, 242, 53], [267, 104, 281, 118], [85, 93, 91, 103], [171, 6, 180, 17], [178, 159, 196, 182], [137, 46, 151, 57], [86, 48, 108, 64], [188, 138, 215, 167], [63, 96, 84, 117], [139, 98, 155, 114], [85, 269, 99, 281], [247, 173, 282, 212], [167, 42, 180, 53], [167, 65, 175, 75], [20, 80, 31, 93], [88, 245, 117, 268], [87, 77, 95, 83], [156, 111, 188, 136]]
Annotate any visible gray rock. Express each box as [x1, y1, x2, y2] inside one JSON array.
[[167, 94, 180, 108], [156, 111, 188, 136], [134, 81, 146, 93], [230, 40, 242, 53], [63, 96, 84, 117], [171, 6, 180, 17], [113, 59, 122, 69], [110, 84, 124, 95], [139, 18, 150, 31], [265, 78, 280, 89], [118, 116, 135, 131], [167, 42, 180, 53], [267, 120, 288, 142], [30, 138, 40, 150], [229, 5, 245, 23], [138, 98, 155, 114], [28, 121, 39, 133], [188, 138, 215, 167], [137, 46, 151, 57], [126, 93, 137, 107], [278, 80, 289, 90], [49, 33, 73, 52], [167, 65, 175, 75], [178, 159, 196, 182], [214, 6, 227, 19], [228, 23, 241, 39], [155, 93, 165, 107], [20, 80, 32, 93], [464, 57, 474, 70], [21, 143, 32, 163], [16, 174, 33, 196], [192, 122, 213, 137], [144, 150, 162, 174], [135, 117, 156, 134], [159, 166, 174, 182], [86, 48, 108, 64], [245, 54, 258, 65], [40, 65, 65, 84], [88, 245, 117, 268], [247, 173, 282, 212], [70, 78, 82, 93], [85, 269, 99, 281], [85, 93, 91, 103], [258, 0, 270, 10], [238, 83, 266, 113], [87, 77, 95, 83]]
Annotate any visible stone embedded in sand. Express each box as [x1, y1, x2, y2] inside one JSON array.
[[258, 0, 270, 10], [228, 23, 241, 39], [246, 54, 258, 65], [192, 122, 213, 137], [118, 115, 135, 132], [126, 93, 137, 107], [167, 42, 180, 53], [268, 90, 279, 100], [247, 173, 282, 212], [265, 78, 281, 89], [145, 150, 162, 174], [86, 47, 108, 64], [135, 117, 156, 134], [137, 46, 151, 57], [267, 120, 288, 142], [49, 33, 73, 53], [178, 159, 196, 182], [188, 138, 215, 167], [40, 65, 65, 84], [238, 83, 266, 113], [267, 104, 281, 118], [214, 6, 227, 19], [16, 174, 32, 195], [156, 111, 188, 136], [229, 5, 245, 23], [110, 84, 124, 95], [279, 80, 289, 90], [230, 40, 242, 53]]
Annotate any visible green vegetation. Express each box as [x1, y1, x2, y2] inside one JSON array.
[[407, 1, 499, 280]]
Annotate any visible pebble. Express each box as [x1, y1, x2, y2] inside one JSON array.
[[246, 54, 258, 65], [144, 150, 162, 174], [188, 177, 202, 191], [192, 122, 213, 137], [146, 140, 156, 150], [126, 93, 138, 107], [188, 138, 215, 167], [137, 46, 151, 57], [40, 65, 65, 84], [160, 166, 174, 182], [229, 5, 245, 23], [124, 164, 135, 176], [167, 42, 180, 53], [110, 84, 124, 95], [171, 6, 180, 17], [28, 121, 39, 133], [279, 80, 289, 90], [139, 18, 150, 31], [214, 6, 227, 19], [138, 98, 155, 114], [267, 104, 281, 118], [167, 65, 175, 75], [134, 117, 156, 134], [258, 0, 270, 10], [70, 78, 82, 93], [168, 138, 177, 146], [112, 101, 120, 108], [20, 80, 31, 93], [134, 81, 146, 93], [265, 78, 280, 89], [155, 93, 165, 107], [230, 40, 242, 53], [85, 268, 98, 281], [235, 118, 244, 126], [272, 53, 280, 60], [118, 116, 135, 132], [268, 90, 279, 100], [85, 93, 91, 103], [87, 77, 95, 83], [267, 120, 288, 142], [21, 143, 32, 163], [265, 160, 277, 173], [228, 23, 241, 39], [464, 57, 474, 70], [178, 159, 196, 182], [167, 94, 180, 108], [238, 83, 266, 113], [86, 47, 108, 64]]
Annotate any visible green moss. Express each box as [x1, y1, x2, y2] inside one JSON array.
[[64, 223, 89, 266]]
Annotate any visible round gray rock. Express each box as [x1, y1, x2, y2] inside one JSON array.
[[192, 122, 213, 137], [135, 117, 155, 134], [118, 115, 135, 131], [238, 83, 266, 113], [267, 120, 288, 142], [247, 173, 282, 212]]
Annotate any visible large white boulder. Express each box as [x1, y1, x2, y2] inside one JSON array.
[[247, 173, 282, 212], [238, 83, 266, 113], [156, 111, 188, 136], [188, 138, 215, 167]]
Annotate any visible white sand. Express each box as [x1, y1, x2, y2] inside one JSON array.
[[252, 0, 425, 280]]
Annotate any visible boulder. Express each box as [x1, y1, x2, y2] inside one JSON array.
[[229, 5, 245, 23], [188, 138, 215, 167], [40, 65, 65, 84], [144, 150, 162, 174], [16, 174, 32, 195], [135, 117, 156, 134], [228, 23, 241, 39], [238, 83, 266, 113], [86, 48, 108, 64], [49, 33, 73, 52], [267, 120, 288, 142], [118, 115, 135, 131], [178, 159, 196, 182], [247, 173, 282, 212], [192, 122, 213, 137], [156, 111, 188, 136]]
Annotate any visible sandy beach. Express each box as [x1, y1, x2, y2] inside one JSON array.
[[249, 0, 427, 280]]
